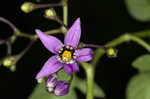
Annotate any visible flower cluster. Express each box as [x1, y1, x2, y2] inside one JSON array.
[[45, 75, 70, 96], [35, 18, 93, 96]]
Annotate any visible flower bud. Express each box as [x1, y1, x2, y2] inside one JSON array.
[[9, 65, 16, 72], [46, 75, 57, 93], [44, 9, 56, 20], [54, 81, 69, 96], [2, 57, 15, 67], [106, 47, 118, 57], [21, 2, 36, 13]]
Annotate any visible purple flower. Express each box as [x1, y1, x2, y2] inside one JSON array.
[[54, 81, 69, 96], [45, 75, 57, 93], [35, 18, 93, 79]]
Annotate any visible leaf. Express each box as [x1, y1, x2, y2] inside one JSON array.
[[126, 73, 150, 99], [74, 77, 105, 98], [28, 82, 77, 99], [125, 0, 150, 21], [132, 54, 150, 72]]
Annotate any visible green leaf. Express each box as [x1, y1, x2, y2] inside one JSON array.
[[74, 77, 105, 98], [125, 0, 150, 21], [126, 73, 150, 99], [132, 54, 150, 72], [28, 82, 77, 99]]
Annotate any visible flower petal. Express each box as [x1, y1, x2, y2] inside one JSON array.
[[64, 64, 73, 75], [64, 18, 81, 48], [36, 56, 63, 79], [71, 62, 79, 72], [76, 48, 93, 62], [64, 62, 79, 75], [35, 29, 63, 54]]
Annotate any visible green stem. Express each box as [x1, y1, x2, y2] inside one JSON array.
[[82, 33, 150, 99], [92, 33, 150, 66], [62, 0, 68, 34], [63, 2, 68, 26], [81, 63, 94, 99], [14, 28, 61, 40], [128, 35, 150, 52], [34, 28, 62, 39]]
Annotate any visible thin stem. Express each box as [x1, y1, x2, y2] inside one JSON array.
[[83, 43, 106, 49], [133, 30, 150, 37], [44, 28, 62, 34], [17, 31, 35, 40], [92, 33, 150, 67], [16, 40, 35, 60], [63, 2, 68, 26], [14, 28, 61, 40], [128, 35, 150, 52], [34, 28, 62, 39], [35, 3, 62, 9], [55, 16, 68, 29], [0, 39, 7, 45], [6, 41, 11, 56], [62, 0, 68, 34], [0, 17, 18, 32]]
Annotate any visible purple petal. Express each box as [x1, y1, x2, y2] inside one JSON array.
[[64, 62, 79, 75], [46, 75, 57, 88], [76, 48, 93, 62], [64, 18, 81, 48], [36, 56, 63, 79], [64, 64, 73, 75], [35, 29, 63, 54], [71, 62, 79, 72], [45, 75, 57, 93]]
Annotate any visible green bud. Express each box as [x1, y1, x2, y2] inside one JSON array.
[[3, 58, 12, 67], [2, 57, 16, 72], [21, 2, 36, 13], [106, 47, 117, 57], [10, 65, 16, 72], [44, 9, 56, 19]]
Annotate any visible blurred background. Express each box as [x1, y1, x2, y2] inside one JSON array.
[[0, 0, 150, 99]]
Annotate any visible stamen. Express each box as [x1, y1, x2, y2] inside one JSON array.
[[57, 46, 76, 64], [61, 51, 72, 62]]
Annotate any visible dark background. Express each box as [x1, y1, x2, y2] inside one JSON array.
[[0, 0, 150, 99]]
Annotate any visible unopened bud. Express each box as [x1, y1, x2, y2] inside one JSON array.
[[46, 75, 57, 93], [106, 47, 118, 57], [21, 2, 36, 13], [54, 81, 69, 96], [44, 9, 56, 20], [9, 65, 16, 72], [3, 57, 14, 67], [2, 56, 16, 72]]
